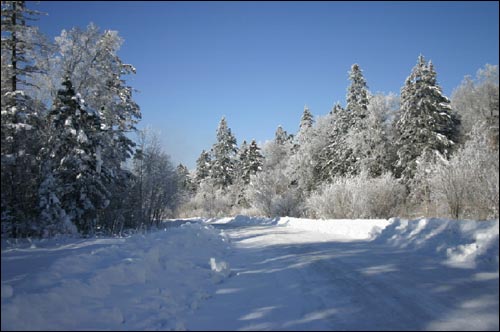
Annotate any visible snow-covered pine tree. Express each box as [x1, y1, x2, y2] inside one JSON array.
[[394, 55, 459, 182], [347, 94, 398, 177], [262, 125, 294, 170], [274, 125, 293, 145], [237, 140, 249, 183], [318, 105, 355, 180], [176, 163, 194, 194], [297, 105, 314, 146], [299, 105, 314, 131], [345, 63, 372, 175], [49, 24, 141, 232], [242, 140, 263, 184], [43, 77, 110, 235], [316, 65, 371, 182], [210, 117, 238, 189], [330, 102, 344, 115], [346, 64, 369, 117], [195, 149, 212, 185], [1, 1, 47, 236]]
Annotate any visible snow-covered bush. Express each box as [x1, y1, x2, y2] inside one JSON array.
[[246, 168, 303, 217], [306, 177, 355, 219], [429, 124, 499, 219], [306, 172, 405, 219], [178, 178, 236, 218]]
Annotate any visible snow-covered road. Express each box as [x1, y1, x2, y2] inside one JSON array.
[[1, 217, 498, 331], [186, 218, 499, 331]]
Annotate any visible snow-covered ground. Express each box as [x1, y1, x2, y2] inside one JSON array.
[[1, 216, 498, 330]]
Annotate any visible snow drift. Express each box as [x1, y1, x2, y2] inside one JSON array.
[[1, 222, 231, 331]]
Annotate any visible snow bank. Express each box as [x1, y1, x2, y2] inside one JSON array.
[[206, 215, 279, 226], [374, 218, 499, 269], [276, 216, 498, 269], [1, 222, 231, 331], [277, 217, 391, 240]]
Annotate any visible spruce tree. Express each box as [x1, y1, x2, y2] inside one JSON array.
[[237, 140, 249, 183], [346, 63, 369, 117], [297, 105, 314, 146], [176, 163, 194, 193], [210, 117, 238, 188], [275, 125, 291, 145], [394, 55, 459, 181], [242, 140, 263, 184], [1, 1, 46, 236], [299, 105, 314, 131], [195, 150, 212, 184], [42, 77, 110, 235]]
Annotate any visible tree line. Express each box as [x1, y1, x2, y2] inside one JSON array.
[[181, 59, 498, 220]]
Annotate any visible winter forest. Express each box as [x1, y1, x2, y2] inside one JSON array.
[[1, 1, 499, 239]]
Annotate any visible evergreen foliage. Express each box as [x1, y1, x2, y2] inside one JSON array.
[[394, 55, 459, 181]]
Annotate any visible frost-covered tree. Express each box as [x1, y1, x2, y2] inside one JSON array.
[[347, 93, 399, 177], [210, 117, 238, 188], [248, 126, 301, 216], [316, 65, 371, 181], [247, 168, 303, 217], [394, 55, 459, 182], [344, 63, 373, 175], [346, 63, 369, 117], [242, 140, 263, 184], [452, 64, 499, 148], [298, 105, 314, 136], [42, 77, 109, 235], [287, 106, 321, 194], [306, 172, 405, 219], [237, 140, 249, 182], [411, 123, 499, 219], [45, 24, 141, 225], [131, 130, 177, 228], [176, 163, 195, 194], [317, 103, 356, 180], [1, 1, 48, 236], [195, 149, 212, 185], [274, 125, 293, 146], [330, 102, 344, 115], [263, 125, 294, 170]]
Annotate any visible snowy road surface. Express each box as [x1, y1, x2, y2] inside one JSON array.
[[186, 218, 499, 331], [1, 217, 499, 330]]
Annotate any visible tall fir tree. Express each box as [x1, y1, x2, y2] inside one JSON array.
[[317, 105, 356, 180], [394, 55, 459, 181], [49, 24, 141, 231], [299, 105, 314, 131], [242, 140, 263, 184], [195, 149, 212, 184], [297, 105, 314, 146], [346, 63, 369, 118], [210, 117, 238, 189], [176, 163, 194, 194], [274, 125, 293, 145], [42, 77, 110, 235], [237, 140, 249, 183], [1, 1, 47, 236]]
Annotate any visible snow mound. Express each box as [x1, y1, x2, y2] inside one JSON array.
[[277, 217, 391, 240], [206, 215, 279, 226], [374, 218, 499, 269], [210, 257, 231, 283], [1, 222, 231, 331]]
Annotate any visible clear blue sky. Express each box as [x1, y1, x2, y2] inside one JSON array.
[[29, 1, 499, 169]]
